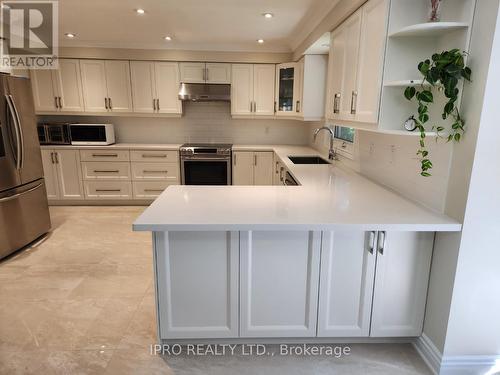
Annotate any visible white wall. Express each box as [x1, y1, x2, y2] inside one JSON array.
[[39, 102, 310, 145]]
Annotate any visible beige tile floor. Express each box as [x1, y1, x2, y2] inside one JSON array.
[[0, 206, 431, 375]]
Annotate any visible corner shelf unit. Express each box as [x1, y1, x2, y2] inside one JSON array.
[[377, 0, 476, 133]]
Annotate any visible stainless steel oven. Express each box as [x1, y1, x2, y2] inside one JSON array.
[[180, 144, 232, 185]]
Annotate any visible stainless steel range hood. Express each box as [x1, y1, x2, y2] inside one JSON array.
[[178, 83, 231, 102]]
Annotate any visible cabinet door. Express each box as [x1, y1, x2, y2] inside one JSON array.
[[206, 63, 231, 84], [179, 62, 206, 83], [254, 152, 274, 186], [273, 157, 283, 186], [275, 63, 297, 116], [253, 64, 275, 117], [54, 150, 85, 200], [354, 0, 389, 123], [105, 60, 133, 112], [240, 231, 321, 337], [325, 29, 345, 120], [80, 60, 108, 112], [54, 59, 85, 112], [232, 151, 254, 185], [370, 231, 434, 337], [338, 10, 362, 121], [295, 58, 304, 116], [318, 231, 376, 337], [154, 62, 182, 114], [41, 149, 60, 199], [231, 64, 253, 116], [130, 61, 156, 113], [30, 70, 58, 112], [155, 231, 239, 339]]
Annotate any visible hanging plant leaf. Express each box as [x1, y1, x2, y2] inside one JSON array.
[[419, 90, 433, 103], [404, 86, 416, 100]]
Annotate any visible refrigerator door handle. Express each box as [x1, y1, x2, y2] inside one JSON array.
[[0, 181, 44, 203], [9, 95, 25, 169], [5, 95, 22, 170]]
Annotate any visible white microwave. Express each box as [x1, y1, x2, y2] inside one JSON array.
[[69, 124, 115, 146]]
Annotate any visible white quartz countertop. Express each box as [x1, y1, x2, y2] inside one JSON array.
[[40, 143, 183, 150], [133, 145, 461, 232]]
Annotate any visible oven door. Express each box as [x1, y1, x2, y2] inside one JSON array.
[[181, 159, 231, 185]]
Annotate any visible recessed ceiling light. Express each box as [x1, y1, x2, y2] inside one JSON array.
[[262, 12, 274, 19], [135, 8, 145, 15], [257, 39, 265, 44], [164, 36, 172, 41], [65, 33, 76, 38]]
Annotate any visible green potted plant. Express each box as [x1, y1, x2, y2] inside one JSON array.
[[403, 49, 472, 176]]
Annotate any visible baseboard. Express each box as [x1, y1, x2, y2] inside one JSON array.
[[413, 334, 442, 375], [413, 335, 500, 375]]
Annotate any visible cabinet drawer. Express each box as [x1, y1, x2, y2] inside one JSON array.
[[131, 162, 179, 181], [132, 181, 175, 199], [82, 162, 131, 180], [80, 149, 130, 162], [130, 150, 179, 162], [84, 181, 132, 199]]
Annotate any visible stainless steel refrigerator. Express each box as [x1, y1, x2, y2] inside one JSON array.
[[0, 73, 51, 260]]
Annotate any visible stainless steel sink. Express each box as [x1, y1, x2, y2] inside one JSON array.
[[288, 156, 330, 165]]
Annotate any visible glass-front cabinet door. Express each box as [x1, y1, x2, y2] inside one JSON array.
[[275, 63, 298, 116]]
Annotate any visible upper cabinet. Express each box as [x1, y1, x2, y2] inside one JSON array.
[[31, 59, 84, 113], [275, 62, 299, 117], [325, 0, 389, 125], [130, 61, 182, 115], [296, 55, 328, 121], [231, 64, 275, 118], [80, 60, 133, 113], [179, 62, 231, 84]]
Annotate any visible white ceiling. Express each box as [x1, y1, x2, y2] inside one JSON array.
[[57, 0, 339, 53]]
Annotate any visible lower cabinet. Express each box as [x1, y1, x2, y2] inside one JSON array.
[[155, 231, 239, 339], [232, 151, 274, 185], [41, 149, 85, 200], [239, 231, 321, 337], [155, 230, 435, 340]]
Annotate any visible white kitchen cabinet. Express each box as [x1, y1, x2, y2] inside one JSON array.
[[296, 55, 328, 121], [275, 62, 299, 116], [370, 231, 434, 337], [131, 61, 181, 114], [41, 150, 60, 199], [103, 60, 133, 112], [325, 0, 389, 124], [232, 151, 273, 185], [80, 60, 108, 112], [273, 156, 285, 185], [240, 231, 321, 337], [83, 181, 132, 199], [317, 231, 376, 337], [80, 60, 133, 113], [41, 149, 84, 200], [155, 231, 239, 339], [31, 59, 84, 112], [232, 151, 254, 185], [180, 62, 231, 84], [231, 64, 275, 118], [155, 62, 182, 114]]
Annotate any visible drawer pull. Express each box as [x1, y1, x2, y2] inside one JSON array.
[[144, 189, 164, 192], [93, 170, 120, 173], [92, 153, 118, 157], [142, 154, 168, 158], [96, 189, 121, 192], [143, 170, 168, 173]]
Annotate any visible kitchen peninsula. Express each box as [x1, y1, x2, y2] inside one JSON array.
[[133, 145, 460, 342]]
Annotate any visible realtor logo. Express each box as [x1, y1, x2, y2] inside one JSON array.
[[1, 0, 58, 69]]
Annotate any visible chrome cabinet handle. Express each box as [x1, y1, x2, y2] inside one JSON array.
[[254, 154, 257, 166], [351, 91, 358, 115], [50, 152, 55, 164], [143, 170, 168, 173], [96, 189, 121, 192], [92, 153, 118, 157], [274, 101, 277, 113], [368, 231, 376, 254], [142, 154, 167, 158], [93, 170, 119, 173], [296, 100, 300, 113], [377, 231, 386, 255], [156, 99, 160, 110], [108, 97, 112, 110], [279, 167, 284, 182], [58, 97, 62, 109], [205, 67, 209, 81], [54, 96, 59, 109], [54, 152, 59, 164], [144, 189, 164, 192], [333, 93, 340, 114], [275, 161, 279, 174], [104, 97, 108, 110]]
